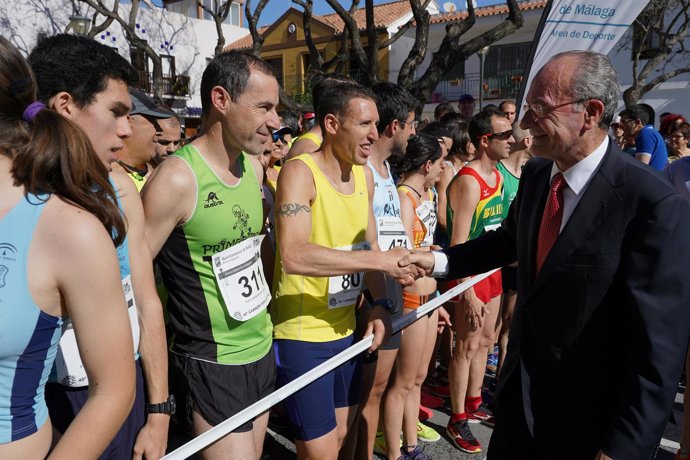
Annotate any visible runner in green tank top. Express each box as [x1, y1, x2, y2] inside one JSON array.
[[157, 144, 272, 364], [141, 51, 281, 459]]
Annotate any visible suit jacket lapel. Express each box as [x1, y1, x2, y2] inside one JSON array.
[[527, 145, 625, 298]]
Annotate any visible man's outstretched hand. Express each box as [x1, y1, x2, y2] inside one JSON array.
[[397, 250, 436, 283]]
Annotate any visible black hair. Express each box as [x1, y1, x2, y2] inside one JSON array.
[[440, 111, 465, 124], [421, 121, 452, 140], [637, 103, 655, 126], [3, 37, 126, 246], [434, 102, 454, 122], [370, 82, 419, 135], [620, 105, 650, 126], [29, 34, 137, 108], [200, 50, 276, 116], [309, 72, 354, 117], [317, 82, 377, 133], [469, 107, 504, 147], [392, 133, 443, 176], [442, 120, 472, 157], [278, 109, 300, 134]]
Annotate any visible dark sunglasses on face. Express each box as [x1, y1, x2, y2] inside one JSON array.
[[272, 132, 286, 143], [485, 129, 513, 141]]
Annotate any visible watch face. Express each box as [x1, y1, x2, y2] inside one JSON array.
[[169, 394, 177, 415]]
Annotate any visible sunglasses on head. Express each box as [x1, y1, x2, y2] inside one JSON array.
[[485, 129, 513, 141]]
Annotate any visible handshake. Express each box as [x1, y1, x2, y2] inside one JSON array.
[[382, 247, 438, 285]]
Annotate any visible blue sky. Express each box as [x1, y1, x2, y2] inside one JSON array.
[[151, 0, 498, 28], [256, 0, 497, 27]]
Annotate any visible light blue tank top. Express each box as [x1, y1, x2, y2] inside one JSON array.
[[368, 161, 401, 218], [51, 177, 138, 388], [0, 194, 62, 443], [367, 161, 404, 312]]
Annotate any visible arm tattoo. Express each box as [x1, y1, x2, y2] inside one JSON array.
[[277, 203, 311, 217]]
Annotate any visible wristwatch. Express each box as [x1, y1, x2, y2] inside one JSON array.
[[145, 394, 176, 415], [371, 298, 394, 313]]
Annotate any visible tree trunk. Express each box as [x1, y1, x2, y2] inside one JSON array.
[[623, 86, 642, 108]]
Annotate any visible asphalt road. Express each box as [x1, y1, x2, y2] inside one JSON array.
[[169, 385, 684, 459]]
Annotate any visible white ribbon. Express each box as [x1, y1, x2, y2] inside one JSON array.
[[163, 268, 500, 459]]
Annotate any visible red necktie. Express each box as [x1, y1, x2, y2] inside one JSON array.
[[536, 172, 566, 274]]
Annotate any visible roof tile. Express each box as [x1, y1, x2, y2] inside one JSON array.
[[429, 1, 547, 25]]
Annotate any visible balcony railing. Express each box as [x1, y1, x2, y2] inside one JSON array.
[[273, 69, 525, 105], [430, 70, 525, 104], [135, 70, 191, 98], [278, 69, 369, 99]]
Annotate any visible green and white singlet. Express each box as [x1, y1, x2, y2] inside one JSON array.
[[496, 161, 520, 220], [157, 145, 272, 365]]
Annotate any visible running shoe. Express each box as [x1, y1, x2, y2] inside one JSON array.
[[416, 421, 441, 442], [420, 391, 444, 408], [467, 403, 495, 426], [398, 444, 432, 460], [374, 431, 402, 456], [446, 419, 482, 453], [418, 404, 433, 421]]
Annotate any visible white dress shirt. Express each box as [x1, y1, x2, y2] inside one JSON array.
[[431, 136, 610, 276]]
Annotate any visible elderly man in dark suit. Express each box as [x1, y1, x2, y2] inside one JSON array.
[[401, 50, 690, 459]]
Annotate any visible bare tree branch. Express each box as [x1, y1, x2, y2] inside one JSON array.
[[76, 0, 165, 98], [378, 17, 413, 50], [296, 0, 325, 70], [325, 0, 369, 80], [397, 0, 432, 89], [623, 0, 690, 106], [407, 0, 524, 103], [198, 0, 232, 56], [365, 0, 378, 83], [245, 0, 271, 57]]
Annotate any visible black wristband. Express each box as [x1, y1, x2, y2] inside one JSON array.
[[145, 394, 176, 415]]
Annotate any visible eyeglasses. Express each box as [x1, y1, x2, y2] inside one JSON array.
[[400, 119, 419, 129], [485, 129, 513, 141], [522, 98, 591, 119], [272, 132, 286, 143]]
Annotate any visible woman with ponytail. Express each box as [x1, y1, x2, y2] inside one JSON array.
[[0, 37, 135, 459]]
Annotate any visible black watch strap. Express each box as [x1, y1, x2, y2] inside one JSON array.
[[145, 394, 176, 415]]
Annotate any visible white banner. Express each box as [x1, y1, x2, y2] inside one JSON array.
[[517, 0, 650, 117]]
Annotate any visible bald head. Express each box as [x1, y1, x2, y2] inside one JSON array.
[[153, 115, 182, 166], [511, 121, 531, 145]]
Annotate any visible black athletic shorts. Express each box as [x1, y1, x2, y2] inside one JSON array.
[[172, 348, 276, 432]]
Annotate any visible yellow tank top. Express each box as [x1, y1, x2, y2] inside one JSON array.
[[266, 165, 281, 194], [297, 131, 322, 148], [272, 154, 369, 342]]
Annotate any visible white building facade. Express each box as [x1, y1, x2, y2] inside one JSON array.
[[388, 1, 690, 120], [0, 0, 249, 126]]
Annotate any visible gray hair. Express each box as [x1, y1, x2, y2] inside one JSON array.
[[548, 51, 619, 129]]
